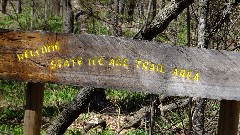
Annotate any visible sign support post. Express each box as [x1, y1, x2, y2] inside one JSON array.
[[217, 100, 240, 135], [23, 82, 44, 135]]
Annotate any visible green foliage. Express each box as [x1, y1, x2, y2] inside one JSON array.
[[106, 89, 149, 112], [87, 17, 109, 35], [123, 29, 137, 38], [126, 129, 148, 135], [0, 125, 23, 135], [44, 84, 78, 107], [176, 22, 187, 45], [0, 7, 62, 32], [46, 15, 63, 33], [0, 80, 26, 106]]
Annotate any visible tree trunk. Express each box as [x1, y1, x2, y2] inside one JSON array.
[[136, 0, 143, 28], [134, 0, 194, 40], [198, 0, 208, 48], [31, 0, 35, 30], [119, 0, 124, 16], [63, 0, 74, 33], [112, 0, 122, 36], [149, 94, 156, 135], [193, 98, 205, 135], [2, 0, 7, 14], [159, 0, 166, 9], [145, 0, 153, 26], [16, 0, 22, 14], [193, 1, 209, 134], [75, 10, 88, 33], [127, 0, 135, 23], [47, 87, 97, 134], [152, 0, 156, 18], [45, 0, 49, 20], [52, 0, 61, 16]]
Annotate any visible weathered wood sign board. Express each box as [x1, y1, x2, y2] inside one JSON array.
[[1, 29, 240, 100]]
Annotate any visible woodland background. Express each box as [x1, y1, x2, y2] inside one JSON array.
[[0, 0, 240, 134]]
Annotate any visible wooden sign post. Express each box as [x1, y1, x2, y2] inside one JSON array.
[[0, 29, 240, 134], [23, 82, 44, 135]]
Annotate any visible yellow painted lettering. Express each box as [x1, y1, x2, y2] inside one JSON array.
[[70, 58, 75, 67], [50, 60, 56, 70], [135, 59, 141, 68], [109, 57, 115, 66], [77, 57, 82, 65], [17, 53, 24, 60], [122, 58, 128, 67], [47, 45, 51, 53], [30, 50, 35, 57], [193, 72, 199, 81], [35, 49, 39, 55], [88, 57, 96, 65], [92, 57, 96, 65], [51, 45, 55, 51], [98, 56, 104, 65], [156, 64, 165, 73], [149, 62, 155, 71], [179, 68, 186, 78], [142, 61, 149, 70], [172, 67, 178, 76], [116, 57, 122, 66], [64, 60, 70, 67], [88, 58, 91, 65], [41, 46, 47, 54], [57, 59, 62, 68], [24, 50, 28, 58], [55, 41, 60, 51], [186, 70, 192, 79]]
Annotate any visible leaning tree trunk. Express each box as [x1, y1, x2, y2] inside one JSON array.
[[134, 0, 194, 40], [47, 87, 96, 134]]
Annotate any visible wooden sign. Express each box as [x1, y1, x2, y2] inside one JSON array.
[[1, 29, 240, 100]]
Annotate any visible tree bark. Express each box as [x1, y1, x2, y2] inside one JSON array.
[[134, 0, 194, 40], [31, 0, 35, 30], [75, 10, 88, 33], [2, 0, 7, 14], [52, 0, 61, 16], [127, 0, 135, 23], [206, 1, 239, 47], [193, 1, 209, 134], [63, 0, 74, 33], [198, 0, 208, 48], [117, 106, 150, 134], [136, 0, 143, 28], [45, 0, 49, 20], [47, 87, 97, 135], [152, 0, 157, 18], [112, 0, 122, 36], [149, 94, 156, 135], [16, 0, 22, 14]]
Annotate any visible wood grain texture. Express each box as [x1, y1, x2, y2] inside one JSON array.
[[23, 82, 44, 135], [1, 28, 240, 100], [217, 100, 240, 135]]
